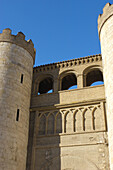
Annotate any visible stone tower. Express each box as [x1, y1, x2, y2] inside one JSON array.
[[98, 3, 113, 170], [0, 28, 35, 170]]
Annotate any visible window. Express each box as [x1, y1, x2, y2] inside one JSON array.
[[16, 109, 20, 121], [21, 74, 24, 84]]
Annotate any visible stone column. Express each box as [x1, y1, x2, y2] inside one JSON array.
[[77, 74, 83, 88], [54, 78, 58, 92], [98, 3, 113, 170]]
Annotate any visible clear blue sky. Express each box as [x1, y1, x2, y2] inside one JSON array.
[[1, 0, 113, 67]]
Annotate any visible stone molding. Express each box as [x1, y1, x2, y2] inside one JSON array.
[[98, 3, 113, 38], [0, 28, 36, 63], [34, 54, 102, 73], [30, 97, 105, 111]]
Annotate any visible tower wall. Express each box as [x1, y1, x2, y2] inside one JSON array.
[[98, 3, 113, 170], [0, 29, 35, 170]]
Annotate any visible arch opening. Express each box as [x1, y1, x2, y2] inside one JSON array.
[[47, 113, 54, 134], [38, 114, 46, 135], [61, 73, 77, 90], [38, 77, 53, 94], [85, 69, 103, 87]]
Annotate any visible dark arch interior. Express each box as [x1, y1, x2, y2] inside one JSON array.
[[61, 73, 77, 90], [38, 77, 53, 94], [86, 69, 103, 86]]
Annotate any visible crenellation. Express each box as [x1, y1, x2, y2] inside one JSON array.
[[0, 28, 36, 63], [2, 28, 12, 35], [103, 3, 111, 12], [98, 3, 113, 38], [17, 31, 25, 40], [0, 29, 35, 170]]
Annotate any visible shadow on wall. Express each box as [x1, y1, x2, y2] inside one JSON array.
[[32, 110, 62, 170], [27, 63, 105, 170], [26, 110, 62, 170], [27, 104, 106, 170]]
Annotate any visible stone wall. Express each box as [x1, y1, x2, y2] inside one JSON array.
[[98, 3, 113, 170], [27, 55, 109, 170], [0, 29, 35, 170]]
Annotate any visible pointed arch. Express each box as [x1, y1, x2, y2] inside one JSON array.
[[73, 109, 83, 132], [64, 111, 70, 133], [83, 108, 87, 131], [47, 113, 55, 134], [92, 106, 102, 130], [55, 112, 62, 133], [83, 108, 92, 131], [38, 114, 46, 135]]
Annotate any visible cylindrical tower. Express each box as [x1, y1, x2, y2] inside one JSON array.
[[98, 3, 113, 170], [0, 28, 35, 170]]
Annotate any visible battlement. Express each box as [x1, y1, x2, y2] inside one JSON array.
[[98, 3, 113, 38], [0, 28, 36, 63], [34, 54, 102, 73]]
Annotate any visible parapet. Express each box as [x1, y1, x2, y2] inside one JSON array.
[[0, 28, 36, 63], [98, 3, 113, 38], [34, 54, 102, 73]]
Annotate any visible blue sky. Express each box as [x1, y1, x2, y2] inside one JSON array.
[[1, 0, 113, 67]]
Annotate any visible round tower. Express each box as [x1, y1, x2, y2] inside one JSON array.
[[98, 3, 113, 170], [0, 28, 35, 170]]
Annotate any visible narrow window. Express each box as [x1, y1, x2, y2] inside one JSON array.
[[21, 74, 24, 84], [83, 113, 85, 131], [16, 109, 20, 121]]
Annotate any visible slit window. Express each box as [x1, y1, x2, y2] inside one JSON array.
[[16, 109, 20, 121], [21, 74, 24, 84]]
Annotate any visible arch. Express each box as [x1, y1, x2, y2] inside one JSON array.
[[59, 70, 78, 90], [55, 112, 62, 133], [38, 76, 53, 94], [83, 108, 92, 131], [47, 113, 55, 134], [83, 65, 104, 87], [64, 111, 72, 133], [92, 106, 102, 130], [64, 111, 69, 133], [61, 73, 77, 90], [33, 74, 54, 94], [58, 70, 78, 91], [38, 114, 46, 135], [73, 110, 83, 132]]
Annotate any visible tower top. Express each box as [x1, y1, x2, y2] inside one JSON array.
[[98, 3, 113, 38], [0, 28, 36, 63]]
